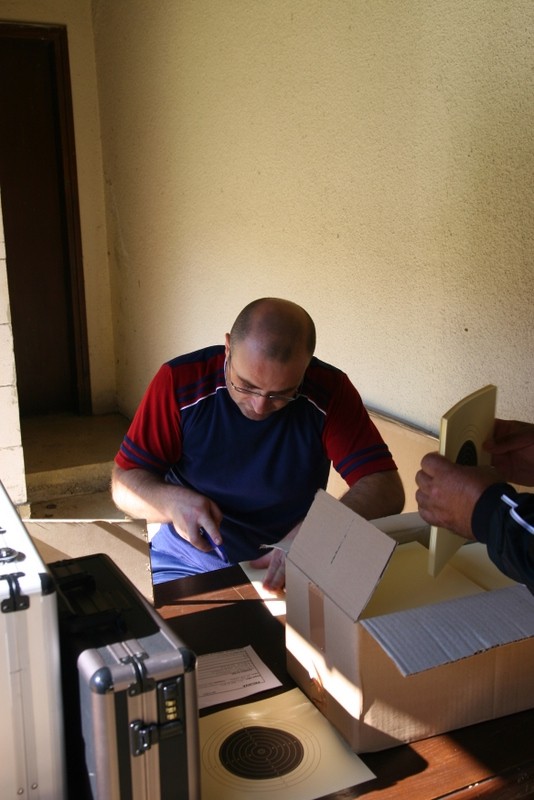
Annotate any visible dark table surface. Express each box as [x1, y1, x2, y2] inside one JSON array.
[[155, 564, 534, 800]]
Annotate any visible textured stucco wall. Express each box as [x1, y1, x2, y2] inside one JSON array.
[[93, 0, 533, 432], [1, 1, 531, 445]]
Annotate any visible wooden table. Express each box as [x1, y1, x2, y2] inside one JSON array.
[[154, 565, 534, 800]]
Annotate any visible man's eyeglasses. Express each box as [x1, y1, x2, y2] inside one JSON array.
[[225, 354, 301, 405]]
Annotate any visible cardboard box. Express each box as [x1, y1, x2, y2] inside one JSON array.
[[286, 490, 534, 753]]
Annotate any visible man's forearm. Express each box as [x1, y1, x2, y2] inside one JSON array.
[[111, 465, 178, 523], [340, 470, 405, 520], [111, 466, 224, 550]]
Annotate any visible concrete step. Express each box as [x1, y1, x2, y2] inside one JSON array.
[[21, 412, 128, 505], [25, 461, 114, 503]]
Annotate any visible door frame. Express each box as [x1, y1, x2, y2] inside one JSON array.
[[0, 20, 91, 414]]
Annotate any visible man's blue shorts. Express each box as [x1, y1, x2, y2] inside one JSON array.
[[150, 524, 233, 584]]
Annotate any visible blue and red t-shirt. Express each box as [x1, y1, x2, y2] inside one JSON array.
[[116, 345, 397, 563]]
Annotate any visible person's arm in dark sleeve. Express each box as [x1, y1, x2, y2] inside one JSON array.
[[472, 483, 534, 593]]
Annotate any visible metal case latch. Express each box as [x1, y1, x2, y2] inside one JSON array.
[[1, 572, 30, 612]]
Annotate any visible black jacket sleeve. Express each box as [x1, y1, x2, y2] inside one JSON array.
[[471, 482, 534, 594]]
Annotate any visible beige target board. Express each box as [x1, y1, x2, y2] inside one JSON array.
[[428, 385, 497, 576]]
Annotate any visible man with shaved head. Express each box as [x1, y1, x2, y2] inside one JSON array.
[[113, 298, 404, 588]]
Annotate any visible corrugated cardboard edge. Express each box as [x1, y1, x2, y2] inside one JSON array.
[[361, 584, 534, 675]]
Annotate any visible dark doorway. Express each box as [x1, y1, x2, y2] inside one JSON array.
[[0, 22, 91, 416]]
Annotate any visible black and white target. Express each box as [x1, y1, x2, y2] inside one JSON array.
[[203, 717, 321, 791]]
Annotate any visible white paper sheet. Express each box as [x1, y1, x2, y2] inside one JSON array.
[[197, 646, 282, 710]]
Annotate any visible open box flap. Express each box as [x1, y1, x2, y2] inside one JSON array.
[[288, 490, 396, 620], [361, 584, 534, 676]]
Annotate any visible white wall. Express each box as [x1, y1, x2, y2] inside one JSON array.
[[93, 0, 534, 432], [0, 0, 532, 485]]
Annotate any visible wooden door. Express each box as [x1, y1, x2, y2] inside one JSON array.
[[0, 22, 90, 416]]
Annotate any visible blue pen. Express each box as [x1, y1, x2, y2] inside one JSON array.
[[199, 527, 230, 564]]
